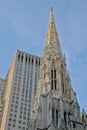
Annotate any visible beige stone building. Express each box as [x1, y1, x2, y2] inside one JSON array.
[[0, 7, 87, 130], [0, 78, 6, 126], [29, 8, 87, 130], [0, 50, 40, 130]]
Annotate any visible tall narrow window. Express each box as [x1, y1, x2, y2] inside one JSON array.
[[61, 73, 63, 82], [51, 70, 53, 79], [44, 65, 46, 79], [36, 59, 37, 65], [55, 80, 56, 90], [61, 72, 64, 93], [54, 69, 56, 78], [25, 56, 27, 63], [21, 55, 23, 62], [62, 83, 64, 93], [32, 58, 33, 65], [51, 80, 53, 90], [39, 60, 40, 66], [52, 109, 54, 123], [29, 58, 30, 64], [51, 68, 57, 90], [56, 109, 58, 126], [18, 54, 20, 60], [73, 123, 76, 129], [64, 111, 67, 124]]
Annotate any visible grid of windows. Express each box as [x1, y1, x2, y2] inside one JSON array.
[[7, 51, 40, 130]]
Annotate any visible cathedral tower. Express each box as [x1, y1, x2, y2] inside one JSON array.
[[29, 8, 86, 130]]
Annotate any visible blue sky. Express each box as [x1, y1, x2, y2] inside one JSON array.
[[0, 0, 87, 112]]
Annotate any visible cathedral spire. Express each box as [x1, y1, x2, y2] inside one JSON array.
[[49, 7, 57, 35], [29, 8, 84, 130], [44, 8, 62, 57]]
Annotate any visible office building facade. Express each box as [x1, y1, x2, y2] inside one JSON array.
[[0, 8, 87, 130], [0, 50, 40, 130], [0, 78, 6, 126]]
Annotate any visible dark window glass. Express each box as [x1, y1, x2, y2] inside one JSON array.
[[61, 73, 64, 93], [64, 112, 67, 124], [56, 109, 58, 126], [55, 80, 56, 90], [51, 70, 53, 79], [52, 109, 54, 123], [54, 69, 56, 79], [51, 80, 53, 90]]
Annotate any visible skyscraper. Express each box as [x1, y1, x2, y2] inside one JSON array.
[[29, 8, 87, 130], [0, 8, 87, 130], [0, 50, 40, 130], [0, 78, 6, 126]]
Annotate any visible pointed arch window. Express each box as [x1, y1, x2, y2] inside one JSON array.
[[52, 109, 58, 126], [52, 109, 54, 123], [56, 109, 58, 126], [51, 68, 57, 90], [54, 69, 56, 78], [64, 111, 67, 124], [61, 72, 64, 93]]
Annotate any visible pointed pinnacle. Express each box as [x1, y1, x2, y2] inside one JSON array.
[[50, 7, 54, 23], [51, 7, 53, 12], [44, 8, 62, 57]]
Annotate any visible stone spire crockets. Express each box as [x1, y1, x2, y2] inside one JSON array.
[[28, 8, 85, 130], [44, 7, 62, 57]]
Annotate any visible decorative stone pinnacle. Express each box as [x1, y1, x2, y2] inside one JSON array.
[[51, 7, 53, 12]]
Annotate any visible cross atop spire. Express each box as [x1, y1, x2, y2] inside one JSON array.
[[44, 8, 62, 57], [51, 7, 53, 11], [50, 7, 53, 16], [48, 7, 57, 38]]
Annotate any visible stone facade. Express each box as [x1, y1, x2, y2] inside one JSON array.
[[0, 50, 40, 130], [28, 8, 87, 130], [0, 78, 6, 127]]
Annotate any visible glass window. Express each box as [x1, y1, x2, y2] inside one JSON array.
[[52, 109, 54, 123], [56, 110, 58, 126], [51, 70, 53, 79], [51, 80, 53, 90], [51, 68, 57, 90], [54, 69, 56, 79], [61, 73, 64, 93], [64, 112, 67, 124]]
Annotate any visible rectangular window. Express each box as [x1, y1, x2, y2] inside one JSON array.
[[64, 112, 67, 124], [61, 73, 64, 93], [54, 70, 56, 79], [55, 80, 56, 90], [51, 69, 56, 90], [61, 73, 63, 82], [51, 70, 53, 79], [62, 83, 64, 93], [51, 80, 53, 90], [56, 110, 58, 126], [52, 109, 54, 123]]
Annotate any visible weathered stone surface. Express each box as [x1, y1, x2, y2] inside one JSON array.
[[29, 8, 87, 130]]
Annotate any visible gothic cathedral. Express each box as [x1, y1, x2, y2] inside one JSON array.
[[29, 8, 87, 130]]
